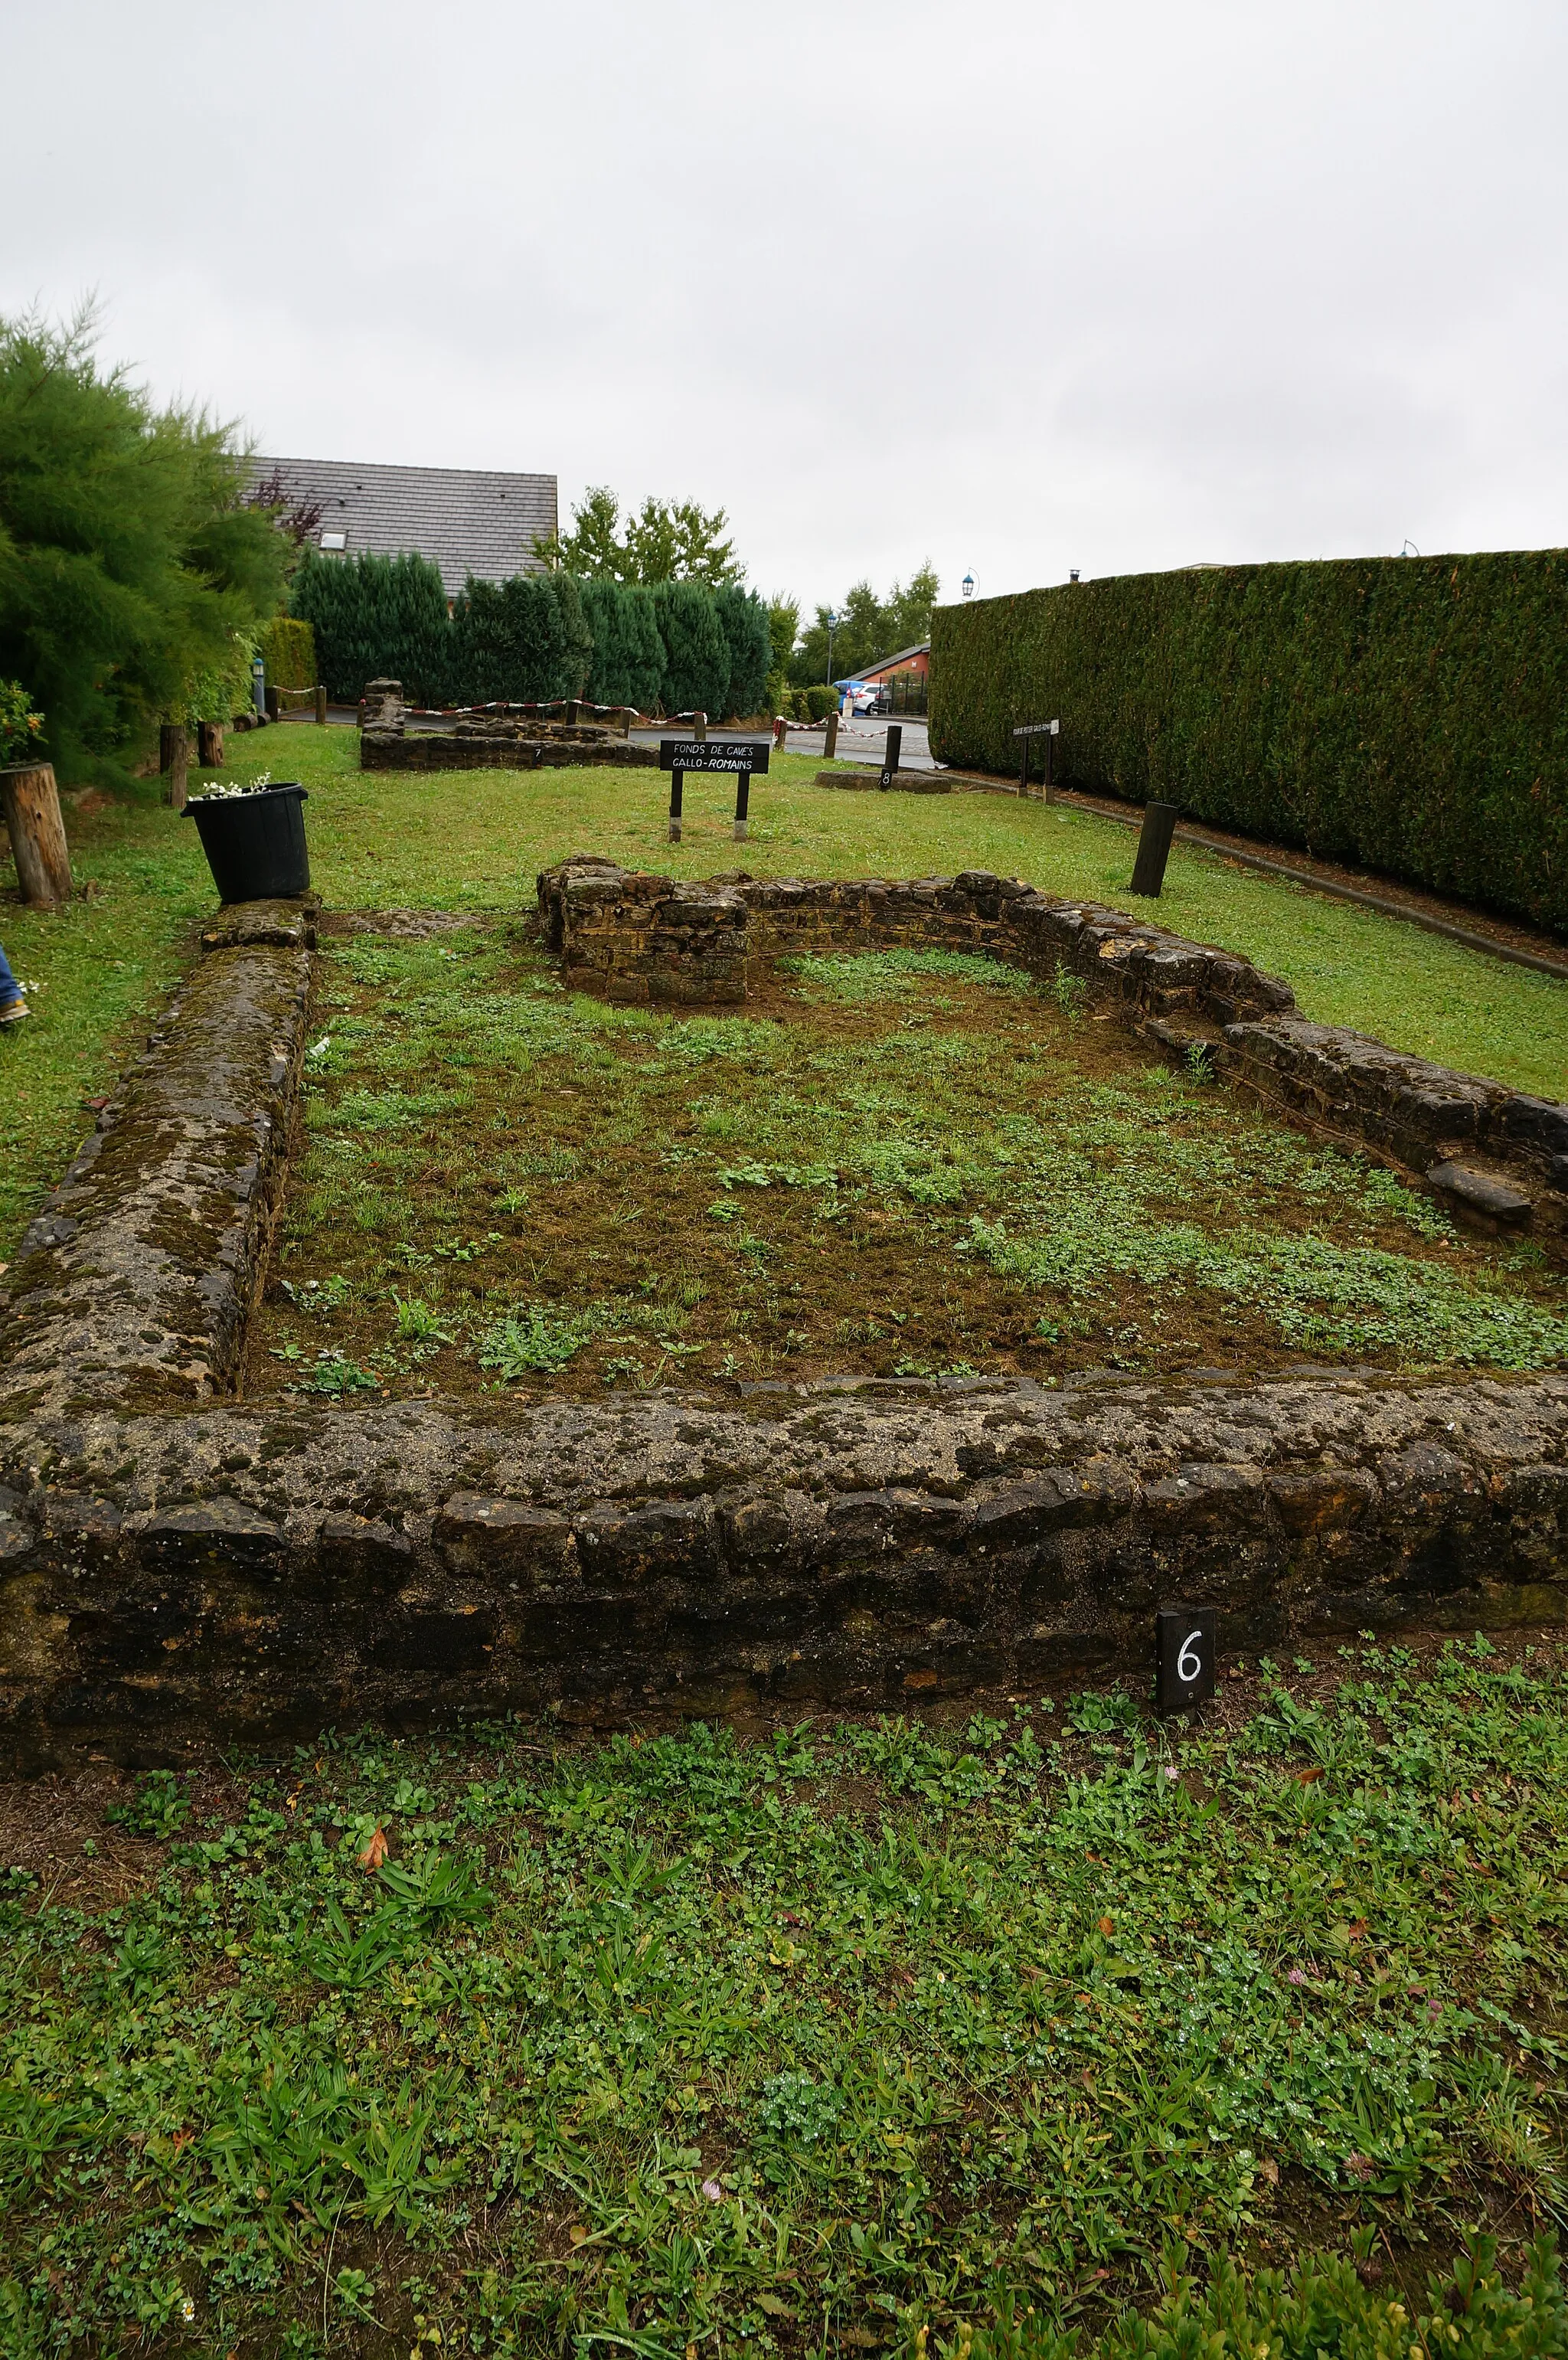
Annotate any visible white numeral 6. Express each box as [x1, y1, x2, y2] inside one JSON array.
[[1177, 1631, 1204, 1684]]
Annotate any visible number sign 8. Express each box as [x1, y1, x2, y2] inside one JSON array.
[[1156, 1605, 1217, 1714]]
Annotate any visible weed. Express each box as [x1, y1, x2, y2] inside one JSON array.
[[476, 1300, 606, 1376]]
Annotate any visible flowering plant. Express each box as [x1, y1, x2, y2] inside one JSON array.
[[0, 681, 45, 767], [191, 771, 276, 802]]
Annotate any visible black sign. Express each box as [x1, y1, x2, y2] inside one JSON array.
[[658, 739, 771, 775], [1155, 1605, 1217, 1714], [878, 722, 903, 791]]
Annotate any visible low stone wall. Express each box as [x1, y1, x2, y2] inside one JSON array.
[[0, 899, 315, 1423], [358, 680, 656, 773], [539, 858, 1568, 1236], [1, 1371, 1564, 1765]]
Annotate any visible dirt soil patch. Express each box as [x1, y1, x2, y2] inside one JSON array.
[[242, 923, 1568, 1404]]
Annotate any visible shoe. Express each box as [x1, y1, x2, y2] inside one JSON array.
[[0, 999, 28, 1024]]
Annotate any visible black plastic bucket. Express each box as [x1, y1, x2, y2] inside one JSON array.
[[185, 783, 310, 902]]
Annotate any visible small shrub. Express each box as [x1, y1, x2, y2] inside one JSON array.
[[804, 684, 839, 723], [0, 679, 44, 766], [106, 1770, 190, 1840]]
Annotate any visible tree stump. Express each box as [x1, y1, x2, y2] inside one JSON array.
[[198, 721, 224, 767], [159, 724, 190, 812], [1, 763, 74, 906]]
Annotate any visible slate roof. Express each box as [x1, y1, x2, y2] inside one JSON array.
[[860, 640, 931, 678], [250, 457, 558, 597]]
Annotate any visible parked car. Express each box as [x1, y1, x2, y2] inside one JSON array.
[[836, 680, 888, 716]]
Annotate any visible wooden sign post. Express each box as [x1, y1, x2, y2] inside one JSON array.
[[658, 736, 772, 843], [1012, 718, 1060, 802], [1130, 801, 1180, 897], [878, 723, 903, 791]]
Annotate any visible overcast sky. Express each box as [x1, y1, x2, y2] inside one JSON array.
[[5, 0, 1566, 617]]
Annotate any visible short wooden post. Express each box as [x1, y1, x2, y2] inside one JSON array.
[[0, 762, 74, 906], [773, 714, 788, 751], [1130, 801, 1180, 897], [159, 724, 191, 812], [692, 711, 707, 743], [315, 685, 328, 726], [824, 711, 839, 762], [264, 685, 281, 723], [567, 699, 583, 727], [878, 723, 903, 791], [197, 721, 224, 768]]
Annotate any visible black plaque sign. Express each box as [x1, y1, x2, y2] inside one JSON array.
[[658, 737, 771, 842], [1155, 1605, 1217, 1714], [657, 740, 771, 774]]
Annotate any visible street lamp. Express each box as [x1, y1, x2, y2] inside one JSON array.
[[826, 608, 840, 688], [962, 571, 975, 600]]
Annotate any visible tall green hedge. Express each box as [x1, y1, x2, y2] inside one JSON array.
[[448, 574, 591, 705], [256, 615, 317, 692], [579, 580, 665, 711], [714, 585, 772, 719], [929, 551, 1568, 935], [291, 548, 450, 704], [652, 580, 731, 716]]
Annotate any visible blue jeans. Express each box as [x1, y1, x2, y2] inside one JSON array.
[[0, 943, 20, 1008]]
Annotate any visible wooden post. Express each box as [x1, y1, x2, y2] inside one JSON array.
[[1130, 801, 1181, 897], [692, 711, 707, 743], [824, 711, 839, 762], [773, 714, 788, 752], [159, 724, 190, 812], [315, 685, 328, 727], [264, 685, 281, 723], [0, 763, 74, 907], [197, 721, 224, 768], [878, 723, 903, 791]]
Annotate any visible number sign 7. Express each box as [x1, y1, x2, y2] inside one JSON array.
[[1156, 1605, 1217, 1714]]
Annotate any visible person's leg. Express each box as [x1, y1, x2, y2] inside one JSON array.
[[0, 941, 26, 1016]]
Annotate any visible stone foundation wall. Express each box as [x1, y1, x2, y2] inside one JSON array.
[[540, 858, 1568, 1236], [1, 1371, 1564, 1767], [358, 681, 656, 773]]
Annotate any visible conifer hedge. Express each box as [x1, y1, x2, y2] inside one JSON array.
[[256, 616, 317, 692], [447, 574, 591, 705], [291, 548, 451, 704], [929, 551, 1568, 934], [579, 581, 665, 711], [652, 580, 732, 717], [714, 585, 772, 719]]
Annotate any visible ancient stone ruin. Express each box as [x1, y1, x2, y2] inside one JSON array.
[[0, 864, 1563, 1769], [359, 682, 658, 773]]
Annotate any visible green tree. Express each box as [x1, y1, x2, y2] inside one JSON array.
[[543, 486, 742, 587], [0, 305, 288, 780], [790, 564, 940, 686]]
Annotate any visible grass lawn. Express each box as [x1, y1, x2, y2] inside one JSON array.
[[2, 725, 1565, 1263], [247, 927, 1566, 1404], [2, 1641, 1567, 2354]]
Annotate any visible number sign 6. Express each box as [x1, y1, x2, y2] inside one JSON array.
[[1156, 1606, 1217, 1714]]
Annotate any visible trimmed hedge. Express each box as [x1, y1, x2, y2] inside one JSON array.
[[929, 551, 1568, 935], [256, 616, 317, 693], [652, 580, 730, 716], [448, 574, 590, 705], [580, 580, 665, 711], [714, 584, 772, 719], [291, 548, 450, 704]]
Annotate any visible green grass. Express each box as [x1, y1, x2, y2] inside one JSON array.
[[2, 727, 1565, 1260], [4, 1640, 1568, 2352], [253, 929, 1566, 1396]]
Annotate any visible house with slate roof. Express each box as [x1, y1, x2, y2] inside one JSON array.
[[249, 457, 558, 600]]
